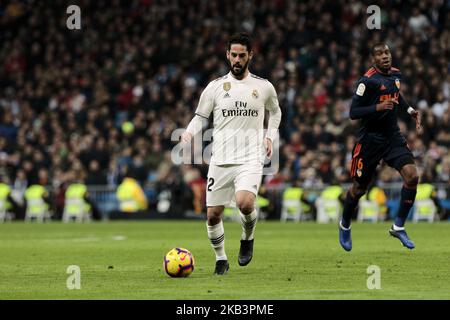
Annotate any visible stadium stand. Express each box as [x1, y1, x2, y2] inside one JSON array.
[[0, 0, 449, 220]]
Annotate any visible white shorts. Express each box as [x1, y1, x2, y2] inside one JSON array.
[[206, 163, 263, 207]]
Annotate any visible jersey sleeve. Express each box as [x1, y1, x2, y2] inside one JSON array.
[[398, 93, 410, 110], [349, 77, 377, 119], [194, 82, 215, 118], [264, 81, 280, 112], [265, 82, 282, 141], [396, 73, 410, 111]]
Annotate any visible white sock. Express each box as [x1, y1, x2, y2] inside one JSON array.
[[240, 209, 258, 240], [340, 220, 351, 230], [393, 224, 405, 231], [207, 221, 227, 261]]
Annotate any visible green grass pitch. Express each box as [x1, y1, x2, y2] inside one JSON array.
[[0, 221, 449, 299]]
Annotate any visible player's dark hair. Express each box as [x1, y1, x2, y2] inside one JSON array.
[[228, 33, 253, 52], [371, 42, 388, 56]]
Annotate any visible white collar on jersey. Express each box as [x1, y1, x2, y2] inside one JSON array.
[[228, 71, 251, 82]]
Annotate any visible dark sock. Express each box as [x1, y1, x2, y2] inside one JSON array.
[[341, 192, 360, 228], [394, 186, 417, 227]]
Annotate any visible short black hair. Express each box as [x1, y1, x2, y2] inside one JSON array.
[[228, 33, 253, 52], [371, 42, 389, 56]]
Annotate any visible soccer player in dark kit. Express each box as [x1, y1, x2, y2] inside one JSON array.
[[339, 43, 422, 251]]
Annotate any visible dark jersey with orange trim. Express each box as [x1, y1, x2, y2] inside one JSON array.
[[350, 66, 410, 140]]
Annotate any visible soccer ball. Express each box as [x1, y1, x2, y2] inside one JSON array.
[[163, 247, 195, 277]]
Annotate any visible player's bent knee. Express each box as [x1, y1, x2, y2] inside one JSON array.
[[351, 183, 367, 199], [400, 164, 419, 187], [405, 173, 419, 187], [402, 166, 419, 187], [352, 188, 367, 199], [236, 192, 256, 214], [207, 206, 224, 225], [238, 203, 254, 215], [354, 190, 366, 199], [207, 214, 221, 225]]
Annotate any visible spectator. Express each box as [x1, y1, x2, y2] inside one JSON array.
[[0, 1, 448, 214]]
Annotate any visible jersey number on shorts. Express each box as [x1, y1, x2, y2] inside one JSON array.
[[207, 178, 215, 192]]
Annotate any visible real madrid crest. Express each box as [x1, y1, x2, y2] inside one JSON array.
[[223, 82, 231, 91], [252, 89, 259, 99], [395, 79, 400, 89]]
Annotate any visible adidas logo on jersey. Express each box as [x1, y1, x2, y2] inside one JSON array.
[[223, 93, 231, 98]]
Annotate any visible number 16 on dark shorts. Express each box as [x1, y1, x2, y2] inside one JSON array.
[[350, 142, 386, 185], [349, 136, 414, 185]]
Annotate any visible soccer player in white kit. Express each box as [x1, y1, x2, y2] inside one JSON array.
[[182, 33, 282, 275]]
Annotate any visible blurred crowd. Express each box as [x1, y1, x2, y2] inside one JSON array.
[[0, 0, 449, 214]]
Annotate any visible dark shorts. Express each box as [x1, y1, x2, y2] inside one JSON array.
[[349, 133, 415, 185]]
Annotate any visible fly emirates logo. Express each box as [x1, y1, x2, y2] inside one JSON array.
[[222, 101, 259, 117]]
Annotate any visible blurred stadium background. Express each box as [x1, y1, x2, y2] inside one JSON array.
[[0, 0, 449, 223]]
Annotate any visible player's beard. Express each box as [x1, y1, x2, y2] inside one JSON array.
[[230, 60, 249, 77]]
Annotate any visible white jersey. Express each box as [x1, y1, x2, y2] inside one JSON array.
[[195, 72, 281, 165]]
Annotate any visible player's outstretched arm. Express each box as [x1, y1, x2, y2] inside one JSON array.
[[183, 82, 214, 143], [399, 94, 422, 134], [182, 115, 204, 143], [408, 108, 422, 134], [265, 83, 282, 158], [265, 107, 282, 158]]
